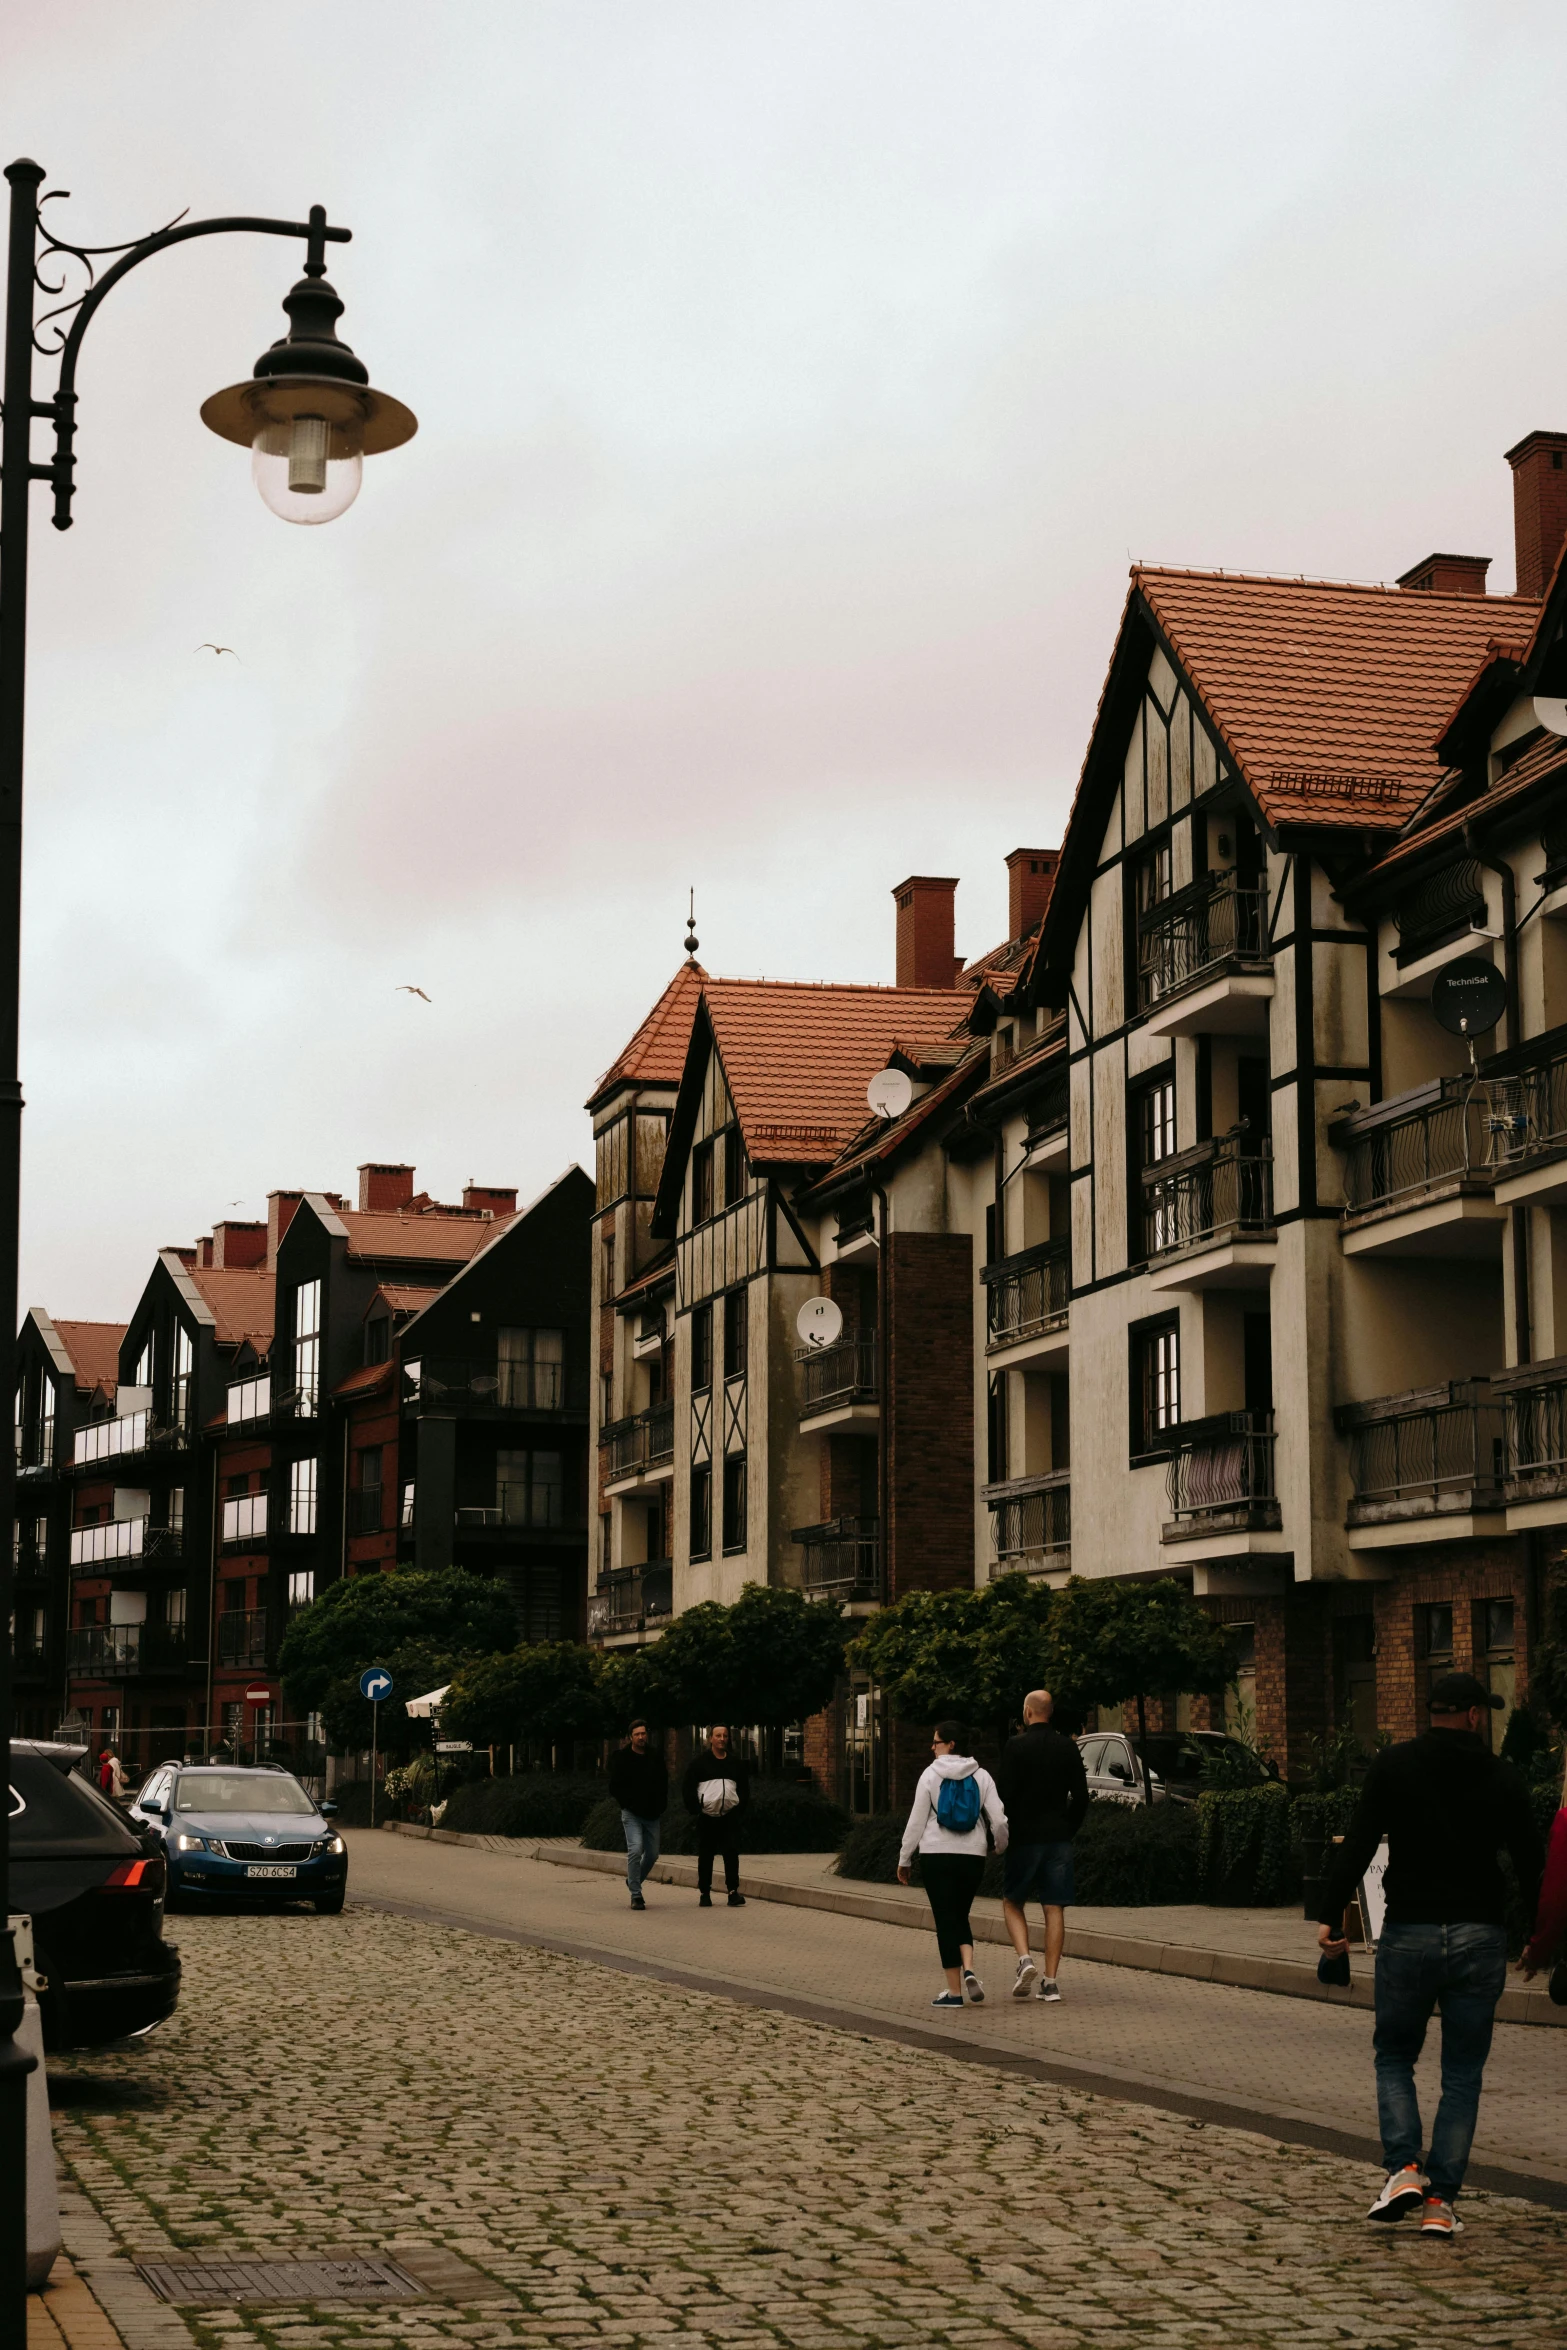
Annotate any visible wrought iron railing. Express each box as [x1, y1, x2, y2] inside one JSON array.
[[1164, 1411, 1279, 1535], [587, 1561, 673, 1638], [403, 1356, 566, 1412], [69, 1517, 184, 1570], [1138, 877, 1268, 1008], [1142, 1136, 1272, 1258], [792, 1515, 881, 1600], [67, 1623, 188, 1675], [984, 1471, 1071, 1576], [796, 1334, 878, 1416], [218, 1608, 269, 1668], [1497, 1361, 1567, 1503], [1339, 1079, 1501, 1215], [602, 1403, 675, 1480], [1336, 1382, 1504, 1522], [984, 1242, 1070, 1350], [1487, 1042, 1567, 1179], [1392, 856, 1487, 961]]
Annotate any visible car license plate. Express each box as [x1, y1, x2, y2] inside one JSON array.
[[245, 1864, 297, 1879]]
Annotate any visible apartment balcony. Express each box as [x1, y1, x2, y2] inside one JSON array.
[[220, 1492, 268, 1550], [983, 1241, 1070, 1367], [454, 1482, 574, 1535], [217, 1607, 269, 1669], [226, 1373, 272, 1429], [403, 1356, 569, 1416], [1138, 877, 1273, 1036], [1489, 1036, 1567, 1211], [1162, 1411, 1281, 1547], [791, 1515, 882, 1602], [1144, 1136, 1275, 1290], [71, 1408, 192, 1469], [1495, 1356, 1567, 1528], [69, 1517, 185, 1573], [1336, 1081, 1506, 1258], [67, 1623, 188, 1678], [1382, 857, 1496, 996], [983, 1470, 1070, 1580], [1019, 1068, 1071, 1173], [1336, 1381, 1506, 1549], [587, 1561, 673, 1640], [796, 1334, 879, 1432], [631, 1308, 668, 1363], [602, 1402, 676, 1493]]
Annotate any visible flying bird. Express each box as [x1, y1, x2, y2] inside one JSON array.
[[396, 985, 433, 1003], [196, 643, 240, 658]]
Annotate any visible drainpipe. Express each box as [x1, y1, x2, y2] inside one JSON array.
[[1466, 824, 1528, 1363], [204, 1452, 220, 1758], [869, 1172, 890, 1816]]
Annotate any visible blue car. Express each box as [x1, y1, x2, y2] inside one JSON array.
[[131, 1763, 347, 1913]]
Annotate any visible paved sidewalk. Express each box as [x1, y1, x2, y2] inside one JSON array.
[[45, 1904, 1567, 2350]]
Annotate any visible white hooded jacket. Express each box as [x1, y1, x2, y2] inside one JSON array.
[[899, 1754, 1009, 1867]]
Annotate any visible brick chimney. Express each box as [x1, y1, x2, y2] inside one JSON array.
[[266, 1190, 305, 1270], [358, 1162, 416, 1213], [1006, 847, 1059, 942], [1505, 431, 1567, 600], [212, 1220, 266, 1270], [463, 1184, 517, 1216], [892, 875, 960, 989], [1395, 552, 1491, 596]]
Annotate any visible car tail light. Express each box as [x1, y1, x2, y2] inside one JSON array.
[[104, 1856, 166, 1893]]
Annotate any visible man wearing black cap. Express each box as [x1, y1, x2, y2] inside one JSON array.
[[1316, 1672, 1543, 2241]]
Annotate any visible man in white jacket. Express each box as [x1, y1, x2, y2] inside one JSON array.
[[897, 1720, 1008, 2007]]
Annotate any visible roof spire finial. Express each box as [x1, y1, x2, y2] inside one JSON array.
[[684, 887, 699, 960]]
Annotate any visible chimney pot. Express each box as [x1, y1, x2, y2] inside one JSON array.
[[891, 875, 960, 989], [462, 1184, 517, 1215], [1005, 847, 1060, 942], [1394, 552, 1491, 597], [358, 1162, 417, 1214], [1504, 430, 1567, 600], [212, 1219, 266, 1271]]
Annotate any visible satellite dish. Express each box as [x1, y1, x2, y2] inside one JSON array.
[[796, 1295, 844, 1351], [866, 1066, 913, 1121], [1533, 697, 1567, 738], [1430, 955, 1508, 1038]]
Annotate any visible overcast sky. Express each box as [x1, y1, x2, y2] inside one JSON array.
[[5, 3, 1566, 1317]]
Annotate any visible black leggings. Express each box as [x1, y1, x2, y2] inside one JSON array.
[[921, 1852, 985, 1969], [697, 1820, 741, 1895]]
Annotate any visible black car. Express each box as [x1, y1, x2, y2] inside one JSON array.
[[1079, 1727, 1273, 1805], [8, 1740, 182, 2051], [131, 1762, 346, 1911]]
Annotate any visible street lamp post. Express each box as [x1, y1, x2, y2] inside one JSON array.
[[0, 157, 415, 2320]]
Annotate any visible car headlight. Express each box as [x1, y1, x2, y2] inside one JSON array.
[[322, 1835, 345, 1855], [175, 1832, 208, 1853]]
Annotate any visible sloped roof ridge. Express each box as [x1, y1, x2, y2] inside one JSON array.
[[588, 960, 708, 1106], [1134, 560, 1540, 605]]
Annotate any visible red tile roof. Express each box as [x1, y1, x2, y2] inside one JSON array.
[[183, 1265, 275, 1352], [704, 981, 972, 1165], [588, 961, 707, 1108], [334, 1361, 395, 1398], [1364, 730, 1567, 884], [338, 1209, 510, 1267], [804, 1046, 989, 1193], [368, 1282, 444, 1316], [1135, 567, 1542, 832], [52, 1319, 127, 1392]]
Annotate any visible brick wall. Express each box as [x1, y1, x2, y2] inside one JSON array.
[[885, 1233, 974, 1603], [1371, 1542, 1526, 1745]]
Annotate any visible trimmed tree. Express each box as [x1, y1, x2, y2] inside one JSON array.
[[1045, 1576, 1234, 1802], [601, 1584, 847, 1767], [847, 1573, 1055, 1738], [279, 1567, 516, 1756], [444, 1642, 606, 1761]]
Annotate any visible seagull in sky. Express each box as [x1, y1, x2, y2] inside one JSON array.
[[396, 985, 433, 1003], [196, 643, 240, 658]]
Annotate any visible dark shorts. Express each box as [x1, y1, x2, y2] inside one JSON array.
[[1003, 1840, 1074, 1907]]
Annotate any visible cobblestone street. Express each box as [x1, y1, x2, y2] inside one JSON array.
[[46, 1904, 1567, 2350]]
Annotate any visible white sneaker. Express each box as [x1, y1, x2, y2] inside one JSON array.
[[1011, 1956, 1038, 2000], [1038, 1977, 1062, 2002], [962, 1969, 985, 2004], [1420, 2198, 1463, 2240], [1367, 2166, 1425, 2224]]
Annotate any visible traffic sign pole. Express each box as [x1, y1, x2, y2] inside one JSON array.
[[358, 1668, 393, 1832]]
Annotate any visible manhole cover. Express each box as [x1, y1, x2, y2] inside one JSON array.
[[138, 2254, 425, 2305]]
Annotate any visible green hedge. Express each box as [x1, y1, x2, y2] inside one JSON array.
[[835, 1800, 1201, 1906], [1195, 1783, 1297, 1906], [581, 1780, 850, 1856], [440, 1772, 606, 1838]]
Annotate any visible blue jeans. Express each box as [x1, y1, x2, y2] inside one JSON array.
[[1373, 1921, 1507, 2203], [622, 1810, 661, 1898]]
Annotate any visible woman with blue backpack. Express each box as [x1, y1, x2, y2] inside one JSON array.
[[896, 1720, 1009, 2006]]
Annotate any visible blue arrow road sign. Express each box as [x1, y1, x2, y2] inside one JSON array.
[[360, 1666, 393, 1703]]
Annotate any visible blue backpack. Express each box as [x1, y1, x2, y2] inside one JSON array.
[[935, 1770, 983, 1835]]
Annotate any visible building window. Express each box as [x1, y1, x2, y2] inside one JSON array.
[[1134, 1070, 1178, 1256], [722, 1455, 747, 1554], [1131, 1316, 1181, 1458], [723, 1125, 747, 1209], [1135, 836, 1173, 918], [171, 1324, 194, 1430], [13, 1380, 22, 1465], [499, 1326, 564, 1410], [400, 1481, 415, 1529], [289, 1457, 318, 1536], [167, 1487, 185, 1535], [365, 1317, 390, 1365], [39, 1377, 54, 1467], [690, 1462, 712, 1560], [164, 1588, 187, 1632], [293, 1279, 321, 1417], [497, 1447, 564, 1530], [287, 1570, 315, 1609], [1477, 1598, 1514, 1752], [134, 1334, 153, 1391], [691, 1138, 715, 1226], [690, 1302, 713, 1393], [722, 1286, 748, 1382], [1415, 1602, 1454, 1726]]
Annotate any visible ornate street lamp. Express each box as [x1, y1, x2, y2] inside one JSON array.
[[0, 158, 416, 2322]]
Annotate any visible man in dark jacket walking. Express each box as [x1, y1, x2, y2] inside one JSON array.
[[608, 1720, 668, 1909], [682, 1723, 751, 1907], [1317, 1673, 1544, 2241], [996, 1689, 1088, 2002]]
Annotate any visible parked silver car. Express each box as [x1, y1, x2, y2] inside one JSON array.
[[1077, 1728, 1269, 1805]]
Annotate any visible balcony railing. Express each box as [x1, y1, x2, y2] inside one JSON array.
[[221, 1491, 268, 1547], [984, 1242, 1070, 1351], [792, 1515, 881, 1600], [796, 1334, 878, 1417], [984, 1471, 1070, 1577], [1336, 1382, 1505, 1524], [1339, 1079, 1500, 1216], [404, 1356, 566, 1413], [1496, 1358, 1567, 1503], [69, 1517, 184, 1570], [1142, 1135, 1273, 1259], [454, 1481, 568, 1531], [67, 1623, 187, 1676], [1487, 1040, 1567, 1182], [1138, 876, 1268, 1010], [1392, 856, 1487, 962], [227, 1373, 271, 1427], [72, 1409, 192, 1467], [602, 1403, 675, 1481], [217, 1608, 269, 1668], [1164, 1411, 1280, 1537], [587, 1561, 673, 1638]]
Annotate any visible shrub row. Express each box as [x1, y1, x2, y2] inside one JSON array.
[[440, 1772, 607, 1839], [580, 1779, 851, 1855], [835, 1799, 1203, 1906]]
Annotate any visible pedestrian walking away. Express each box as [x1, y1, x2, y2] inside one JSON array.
[[607, 1718, 669, 1909], [97, 1747, 127, 1800], [682, 1723, 751, 1906], [898, 1719, 1008, 2008], [1518, 1748, 1567, 1993], [996, 1687, 1088, 2002], [1316, 1671, 1544, 2241]]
